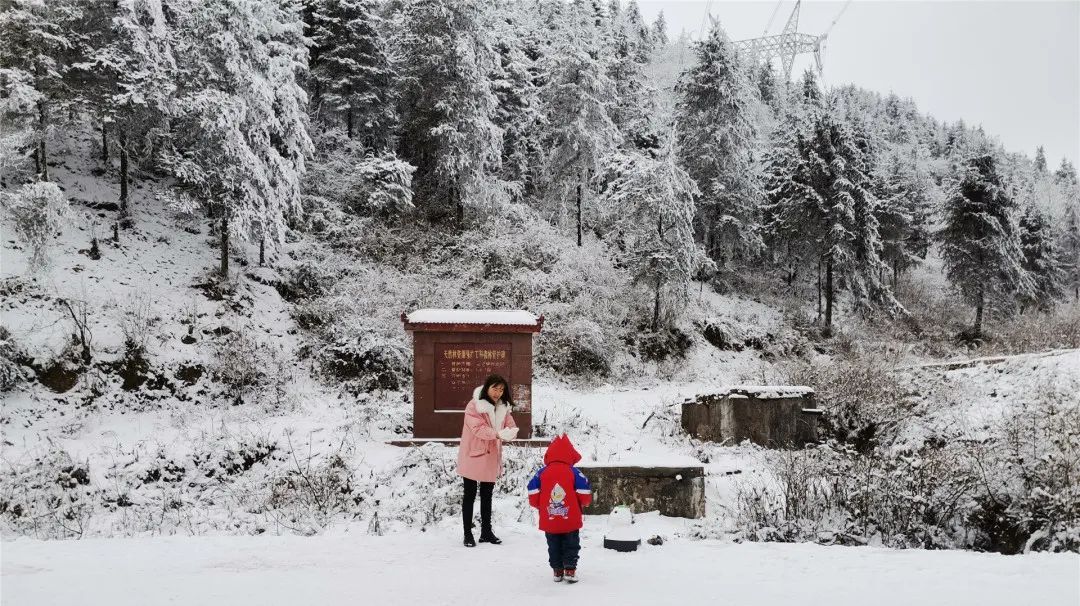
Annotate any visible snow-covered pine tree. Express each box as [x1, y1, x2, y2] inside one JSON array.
[[599, 135, 704, 331], [875, 152, 930, 288], [607, 7, 660, 151], [756, 61, 782, 115], [1053, 160, 1080, 301], [0, 0, 81, 181], [1017, 202, 1065, 312], [764, 85, 902, 330], [306, 0, 396, 150], [1062, 201, 1080, 302], [651, 10, 668, 47], [72, 0, 176, 213], [0, 67, 41, 172], [623, 0, 653, 62], [1034, 146, 1048, 174], [162, 0, 312, 277], [938, 153, 1033, 338], [538, 0, 619, 245], [489, 2, 542, 195], [393, 0, 504, 224], [675, 21, 762, 266]]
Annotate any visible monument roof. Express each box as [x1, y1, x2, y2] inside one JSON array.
[[401, 309, 543, 332]]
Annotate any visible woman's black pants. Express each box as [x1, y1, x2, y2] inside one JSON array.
[[462, 478, 494, 535]]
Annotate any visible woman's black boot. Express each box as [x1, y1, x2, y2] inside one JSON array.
[[464, 531, 476, 548], [478, 481, 500, 544]]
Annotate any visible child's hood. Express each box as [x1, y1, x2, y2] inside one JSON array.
[[543, 434, 581, 466]]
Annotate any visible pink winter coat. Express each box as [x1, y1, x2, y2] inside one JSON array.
[[456, 386, 518, 483]]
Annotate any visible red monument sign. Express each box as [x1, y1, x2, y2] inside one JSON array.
[[402, 309, 543, 439]]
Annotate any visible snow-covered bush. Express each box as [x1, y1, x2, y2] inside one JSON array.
[[0, 326, 30, 391], [1, 181, 69, 272], [0, 449, 97, 540], [210, 330, 290, 402], [537, 318, 611, 377], [734, 390, 1080, 553], [320, 337, 410, 392], [301, 127, 415, 222], [784, 353, 911, 451], [267, 449, 359, 535]]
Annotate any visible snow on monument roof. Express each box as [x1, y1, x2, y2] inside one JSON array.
[[405, 309, 539, 326], [712, 385, 815, 399]]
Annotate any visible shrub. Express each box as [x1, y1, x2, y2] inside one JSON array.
[[0, 326, 30, 391], [1, 181, 69, 272]]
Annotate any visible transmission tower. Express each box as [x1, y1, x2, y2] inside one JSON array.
[[732, 0, 849, 81]]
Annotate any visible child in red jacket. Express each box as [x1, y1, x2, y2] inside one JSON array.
[[527, 434, 592, 583]]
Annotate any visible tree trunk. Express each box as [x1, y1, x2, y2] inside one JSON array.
[[346, 109, 353, 139], [892, 258, 899, 290], [219, 214, 229, 278], [576, 180, 583, 247], [101, 119, 108, 166], [786, 241, 797, 286], [824, 254, 834, 331], [259, 237, 265, 266], [653, 214, 663, 332], [816, 256, 823, 322], [119, 129, 129, 213], [36, 99, 48, 181], [974, 287, 984, 338]]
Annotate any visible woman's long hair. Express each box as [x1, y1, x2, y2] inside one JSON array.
[[480, 374, 513, 407]]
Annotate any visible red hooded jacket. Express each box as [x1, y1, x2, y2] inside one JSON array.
[[527, 435, 593, 534]]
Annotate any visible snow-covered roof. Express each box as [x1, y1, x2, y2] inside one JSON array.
[[404, 309, 540, 326], [708, 385, 815, 399]]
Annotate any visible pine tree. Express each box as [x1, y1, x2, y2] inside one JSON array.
[[489, 2, 542, 194], [1034, 146, 1048, 174], [0, 67, 40, 172], [608, 9, 659, 151], [600, 136, 704, 331], [0, 0, 81, 181], [763, 92, 902, 330], [874, 152, 930, 288], [394, 0, 504, 224], [938, 154, 1032, 338], [1054, 161, 1080, 301], [1017, 203, 1065, 312], [675, 21, 761, 265], [72, 0, 176, 213], [756, 61, 781, 114], [538, 0, 619, 245], [623, 0, 652, 62], [1061, 201, 1080, 302], [306, 0, 396, 150], [162, 0, 312, 277], [651, 10, 668, 47]]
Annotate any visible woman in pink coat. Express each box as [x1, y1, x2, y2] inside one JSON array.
[[457, 374, 518, 547]]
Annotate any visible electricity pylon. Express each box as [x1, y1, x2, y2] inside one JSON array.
[[732, 0, 849, 81]]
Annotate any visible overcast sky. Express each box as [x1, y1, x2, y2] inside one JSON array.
[[638, 1, 1080, 168]]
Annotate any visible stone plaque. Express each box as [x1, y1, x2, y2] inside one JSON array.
[[434, 342, 512, 410]]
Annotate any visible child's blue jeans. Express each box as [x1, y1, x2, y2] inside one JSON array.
[[545, 530, 581, 570]]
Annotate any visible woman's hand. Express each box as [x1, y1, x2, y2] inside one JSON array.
[[497, 427, 518, 441]]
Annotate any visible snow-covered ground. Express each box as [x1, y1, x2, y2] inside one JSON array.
[[3, 525, 1077, 605]]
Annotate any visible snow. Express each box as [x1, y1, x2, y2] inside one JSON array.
[[3, 528, 1077, 606], [405, 308, 540, 326], [706, 385, 816, 399]]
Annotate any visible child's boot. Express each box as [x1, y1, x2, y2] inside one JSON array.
[[564, 568, 577, 583], [552, 569, 564, 582]]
